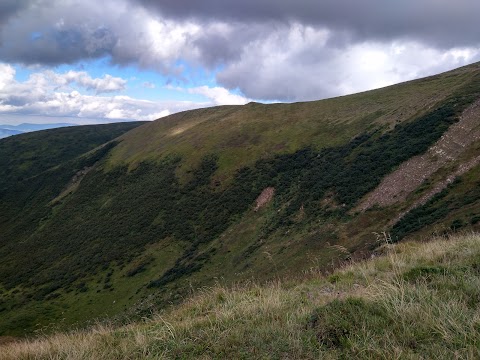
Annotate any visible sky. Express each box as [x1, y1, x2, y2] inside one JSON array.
[[0, 0, 479, 125]]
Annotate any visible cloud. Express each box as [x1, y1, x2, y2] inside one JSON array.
[[0, 4, 118, 64], [136, 0, 480, 49], [45, 70, 127, 93], [2, 1, 478, 69], [216, 26, 480, 101], [0, 63, 16, 90], [0, 67, 128, 114], [0, 64, 244, 122], [74, 73, 126, 93], [186, 86, 249, 105], [0, 0, 480, 104], [0, 1, 28, 30], [0, 0, 203, 75], [142, 81, 155, 89], [0, 64, 143, 119], [144, 110, 170, 120]]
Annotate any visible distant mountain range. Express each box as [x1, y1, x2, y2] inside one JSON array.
[[0, 123, 77, 139]]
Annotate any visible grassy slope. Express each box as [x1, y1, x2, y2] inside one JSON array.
[[3, 232, 480, 359], [0, 122, 148, 335], [1, 63, 480, 338], [0, 122, 147, 188], [108, 63, 478, 179]]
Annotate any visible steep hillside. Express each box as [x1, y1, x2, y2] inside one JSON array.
[[0, 122, 146, 189], [109, 62, 479, 179], [1, 63, 480, 337], [2, 233, 480, 359]]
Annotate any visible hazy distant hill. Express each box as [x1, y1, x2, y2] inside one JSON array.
[[0, 128, 23, 138], [0, 123, 76, 139], [1, 62, 480, 337]]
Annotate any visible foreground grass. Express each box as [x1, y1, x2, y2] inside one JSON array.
[[3, 232, 480, 359]]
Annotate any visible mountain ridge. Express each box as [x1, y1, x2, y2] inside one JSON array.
[[109, 62, 480, 177]]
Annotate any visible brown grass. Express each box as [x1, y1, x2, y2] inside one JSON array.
[[3, 232, 480, 359]]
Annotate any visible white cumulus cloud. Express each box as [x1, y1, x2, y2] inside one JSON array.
[[45, 70, 127, 93], [0, 64, 247, 123], [187, 86, 250, 105]]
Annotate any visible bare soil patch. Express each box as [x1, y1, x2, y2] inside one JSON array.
[[357, 99, 480, 212]]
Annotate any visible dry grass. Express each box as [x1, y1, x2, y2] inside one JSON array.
[[3, 232, 480, 359]]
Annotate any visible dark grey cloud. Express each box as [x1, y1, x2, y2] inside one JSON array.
[[0, 0, 200, 74], [192, 22, 277, 68], [1, 26, 116, 65], [0, 1, 118, 66], [1, 0, 478, 70], [193, 32, 241, 67], [0, 0, 30, 48], [0, 0, 479, 104], [0, 0, 28, 24], [135, 0, 480, 49]]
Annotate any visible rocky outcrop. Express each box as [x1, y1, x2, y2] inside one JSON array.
[[357, 99, 480, 212], [254, 187, 275, 211]]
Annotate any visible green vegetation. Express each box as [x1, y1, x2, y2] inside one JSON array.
[[108, 62, 479, 177], [0, 122, 146, 189], [1, 90, 470, 292], [392, 167, 480, 240], [3, 233, 480, 359], [0, 121, 146, 240]]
